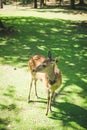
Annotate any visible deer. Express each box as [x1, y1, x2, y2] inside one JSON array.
[[28, 51, 62, 115]]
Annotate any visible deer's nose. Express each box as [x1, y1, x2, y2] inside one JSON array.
[[32, 68, 36, 72]]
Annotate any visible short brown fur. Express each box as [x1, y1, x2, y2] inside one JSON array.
[[28, 54, 62, 115]]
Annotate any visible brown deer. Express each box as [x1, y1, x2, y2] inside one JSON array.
[[28, 51, 62, 115]]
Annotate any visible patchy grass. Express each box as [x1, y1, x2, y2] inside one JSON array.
[[0, 15, 87, 130]]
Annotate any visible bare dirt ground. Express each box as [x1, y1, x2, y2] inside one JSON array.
[[0, 4, 87, 21]]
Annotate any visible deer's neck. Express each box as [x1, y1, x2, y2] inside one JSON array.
[[47, 66, 56, 85]]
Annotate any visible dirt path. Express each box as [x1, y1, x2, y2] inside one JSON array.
[[0, 5, 87, 21]]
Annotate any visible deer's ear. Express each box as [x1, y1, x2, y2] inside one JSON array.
[[55, 57, 60, 63], [48, 51, 52, 61]]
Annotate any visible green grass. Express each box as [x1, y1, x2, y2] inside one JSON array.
[[0, 15, 87, 130]]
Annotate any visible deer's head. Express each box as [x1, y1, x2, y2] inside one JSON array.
[[33, 51, 60, 73]]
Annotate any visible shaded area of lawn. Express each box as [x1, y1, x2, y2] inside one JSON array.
[[50, 102, 87, 129], [0, 17, 87, 130], [0, 85, 20, 130]]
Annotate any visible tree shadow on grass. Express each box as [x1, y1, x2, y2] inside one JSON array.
[[0, 118, 10, 130], [0, 18, 87, 129], [0, 85, 20, 130], [50, 102, 87, 129], [3, 85, 16, 98], [0, 18, 86, 79]]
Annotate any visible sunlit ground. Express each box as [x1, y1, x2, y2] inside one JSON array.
[[0, 4, 87, 20], [0, 5, 87, 130]]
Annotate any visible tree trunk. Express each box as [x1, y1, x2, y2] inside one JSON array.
[[40, 0, 44, 8], [79, 0, 84, 5], [0, 0, 3, 8], [71, 0, 75, 9], [34, 0, 37, 8]]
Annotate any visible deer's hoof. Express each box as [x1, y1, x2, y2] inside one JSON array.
[[35, 95, 38, 100], [49, 109, 53, 113], [28, 100, 30, 103], [46, 113, 48, 116], [46, 111, 49, 116]]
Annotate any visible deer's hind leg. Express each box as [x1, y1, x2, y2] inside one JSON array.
[[34, 79, 38, 99], [28, 77, 33, 103]]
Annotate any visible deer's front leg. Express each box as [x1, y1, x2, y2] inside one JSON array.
[[46, 89, 50, 116], [49, 91, 54, 112]]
